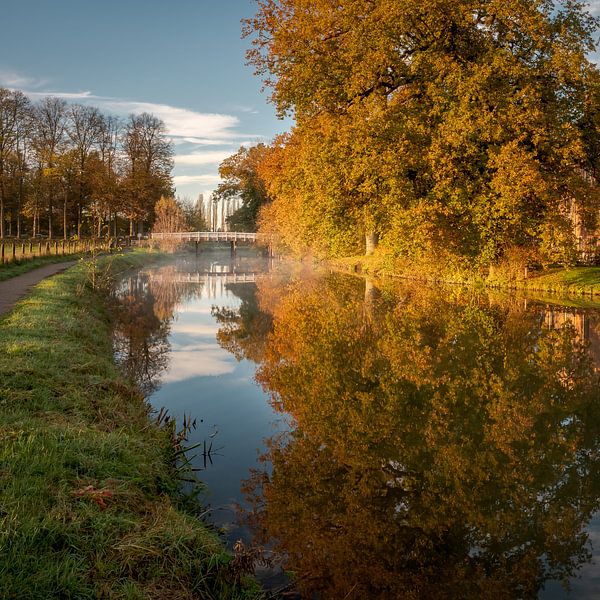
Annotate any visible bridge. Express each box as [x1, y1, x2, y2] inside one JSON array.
[[151, 231, 257, 242], [147, 271, 258, 284]]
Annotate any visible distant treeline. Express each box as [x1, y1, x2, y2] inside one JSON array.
[[0, 88, 174, 239], [226, 1, 600, 273]]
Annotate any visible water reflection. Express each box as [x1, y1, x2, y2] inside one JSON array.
[[111, 257, 600, 598], [234, 274, 600, 599]]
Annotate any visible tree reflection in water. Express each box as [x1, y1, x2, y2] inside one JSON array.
[[112, 265, 205, 397], [214, 271, 600, 600]]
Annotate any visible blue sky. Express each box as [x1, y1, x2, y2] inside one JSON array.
[[0, 0, 289, 201], [2, 0, 600, 203]]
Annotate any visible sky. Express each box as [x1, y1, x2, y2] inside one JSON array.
[[0, 0, 289, 202], [2, 1, 600, 204]]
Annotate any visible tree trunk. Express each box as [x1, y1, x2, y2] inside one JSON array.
[[365, 231, 378, 256], [63, 196, 68, 240], [0, 178, 4, 240], [17, 175, 23, 239]]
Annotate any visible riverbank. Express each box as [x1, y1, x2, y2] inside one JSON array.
[[0, 249, 260, 599], [329, 254, 600, 299]]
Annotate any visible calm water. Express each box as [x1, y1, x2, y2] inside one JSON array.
[[112, 252, 600, 599]]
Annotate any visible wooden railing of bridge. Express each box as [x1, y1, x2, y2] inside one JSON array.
[[151, 231, 258, 242]]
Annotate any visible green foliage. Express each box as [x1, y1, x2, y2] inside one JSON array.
[[215, 145, 271, 232]]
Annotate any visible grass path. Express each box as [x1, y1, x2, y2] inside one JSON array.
[[0, 253, 87, 283], [0, 261, 77, 316]]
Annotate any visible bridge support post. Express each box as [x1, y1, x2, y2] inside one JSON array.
[[195, 241, 199, 256], [230, 240, 237, 256]]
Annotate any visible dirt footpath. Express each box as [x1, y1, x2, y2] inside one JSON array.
[[0, 261, 77, 317]]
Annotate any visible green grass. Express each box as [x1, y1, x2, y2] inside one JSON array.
[[523, 267, 600, 296], [328, 253, 600, 300], [0, 250, 261, 599], [0, 254, 86, 282]]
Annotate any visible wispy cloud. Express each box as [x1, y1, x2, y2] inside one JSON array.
[[101, 99, 240, 139], [25, 89, 96, 99], [588, 1, 600, 15], [230, 104, 259, 115], [0, 70, 48, 89], [173, 174, 222, 186], [174, 151, 232, 167], [177, 137, 236, 146]]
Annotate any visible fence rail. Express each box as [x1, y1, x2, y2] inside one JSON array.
[[0, 238, 116, 266]]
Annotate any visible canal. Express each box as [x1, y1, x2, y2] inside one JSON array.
[[111, 250, 600, 599]]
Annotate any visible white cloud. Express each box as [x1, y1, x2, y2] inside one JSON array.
[[232, 105, 259, 115], [100, 99, 240, 139], [0, 70, 48, 89], [174, 151, 231, 166], [588, 1, 600, 15], [177, 137, 235, 146], [24, 89, 96, 99], [174, 174, 222, 186]]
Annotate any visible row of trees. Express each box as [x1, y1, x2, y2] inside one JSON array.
[[0, 88, 174, 239], [231, 0, 600, 271]]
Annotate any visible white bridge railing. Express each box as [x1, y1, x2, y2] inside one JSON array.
[[151, 231, 258, 242]]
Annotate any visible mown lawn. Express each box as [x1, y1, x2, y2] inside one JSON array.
[[524, 267, 600, 296], [0, 250, 260, 599]]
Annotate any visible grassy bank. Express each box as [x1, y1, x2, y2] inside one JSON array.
[[329, 254, 600, 298], [0, 250, 260, 599], [521, 267, 600, 296]]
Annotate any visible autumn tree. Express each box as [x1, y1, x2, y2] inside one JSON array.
[[0, 89, 31, 238], [152, 196, 186, 234], [180, 195, 207, 231], [214, 144, 271, 232], [65, 104, 103, 238], [246, 0, 600, 267], [31, 96, 69, 239], [122, 113, 174, 236]]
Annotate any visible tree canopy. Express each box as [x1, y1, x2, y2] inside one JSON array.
[[0, 88, 174, 239], [241, 0, 600, 269]]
